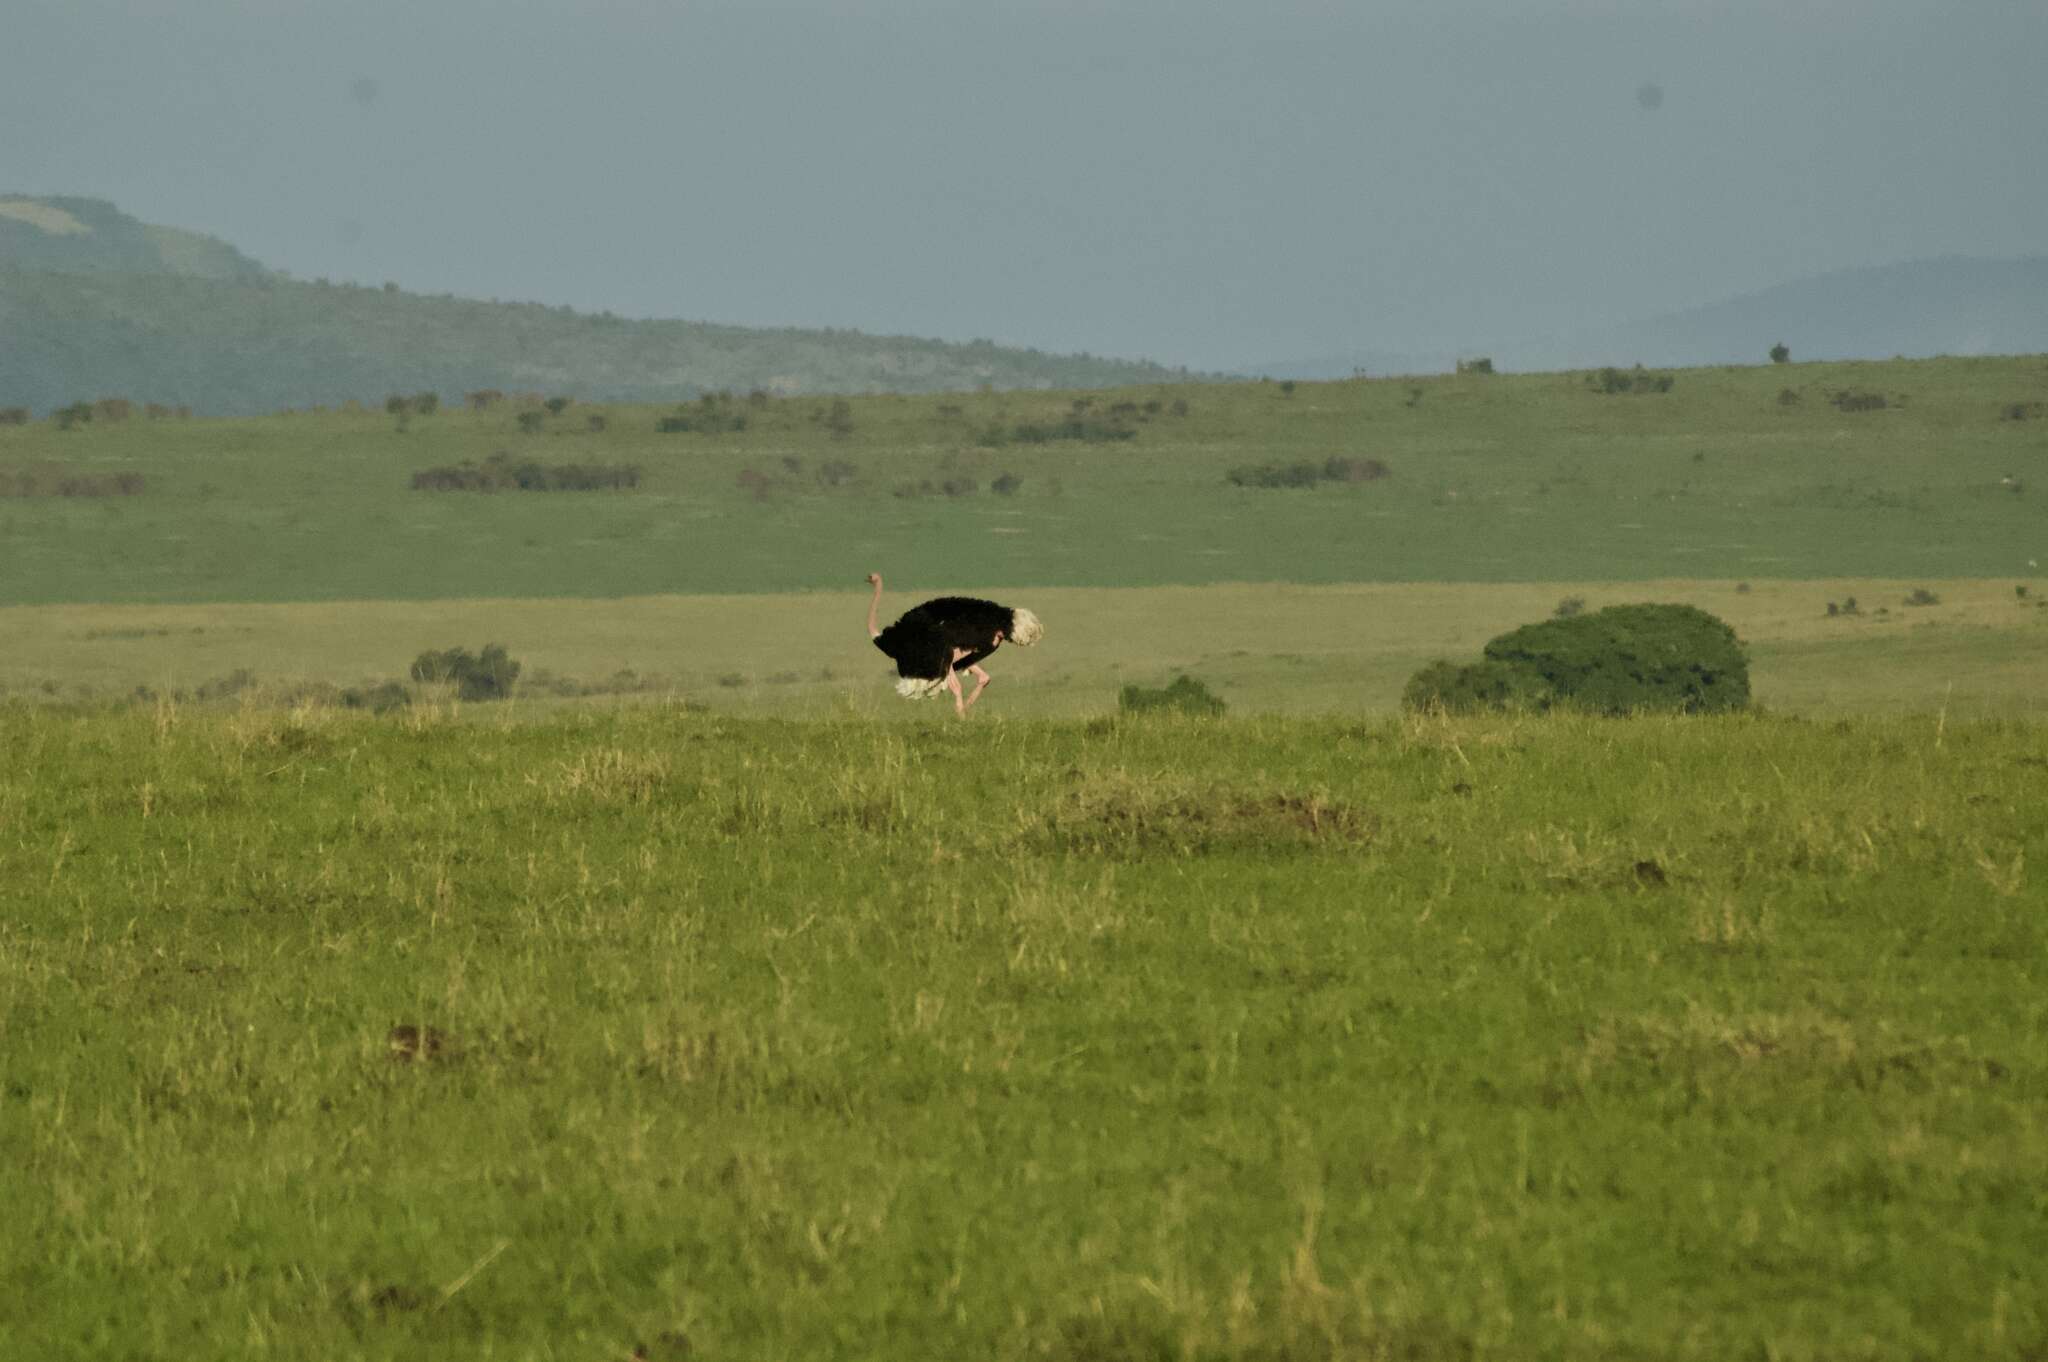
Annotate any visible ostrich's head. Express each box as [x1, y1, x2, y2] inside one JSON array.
[[1007, 607, 1044, 647], [894, 676, 948, 700]]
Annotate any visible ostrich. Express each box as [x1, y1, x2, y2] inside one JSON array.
[[864, 572, 1043, 715]]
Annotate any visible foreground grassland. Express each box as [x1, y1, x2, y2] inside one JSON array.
[[4, 708, 2044, 1359], [2, 355, 2044, 605], [6, 577, 2045, 718]]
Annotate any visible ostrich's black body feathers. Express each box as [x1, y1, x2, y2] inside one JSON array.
[[873, 596, 1015, 680]]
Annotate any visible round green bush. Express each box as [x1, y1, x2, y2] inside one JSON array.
[[1404, 603, 1749, 715]]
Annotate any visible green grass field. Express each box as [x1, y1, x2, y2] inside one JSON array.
[[5, 707, 2044, 1359], [3, 355, 2044, 606], [7, 357, 2046, 1358]]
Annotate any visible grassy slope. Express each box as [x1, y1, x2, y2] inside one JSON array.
[[4, 707, 2044, 1360], [1, 355, 2043, 607], [0, 269, 1196, 417]]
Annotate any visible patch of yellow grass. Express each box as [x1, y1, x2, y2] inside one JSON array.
[[0, 198, 91, 235], [3, 578, 2043, 717]]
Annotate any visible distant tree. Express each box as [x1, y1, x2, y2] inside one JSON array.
[[516, 411, 546, 434], [1769, 342, 1791, 364], [412, 392, 440, 415], [466, 389, 505, 411], [1456, 357, 1495, 376], [0, 407, 29, 426], [544, 397, 572, 416], [823, 398, 855, 438]]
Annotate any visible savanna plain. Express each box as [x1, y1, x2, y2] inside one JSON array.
[[3, 356, 2046, 1359]]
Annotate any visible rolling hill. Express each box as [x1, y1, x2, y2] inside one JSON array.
[[1249, 256, 2048, 379], [0, 196, 1196, 416]]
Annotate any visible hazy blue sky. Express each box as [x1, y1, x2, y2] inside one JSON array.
[[5, 0, 2043, 369]]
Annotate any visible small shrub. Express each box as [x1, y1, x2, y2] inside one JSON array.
[[1842, 596, 1860, 615], [991, 472, 1023, 496], [54, 402, 93, 430], [940, 476, 978, 497], [817, 459, 858, 488], [1903, 587, 1940, 607], [1829, 389, 1888, 412], [2019, 585, 2031, 600], [1169, 398, 1190, 418], [1455, 357, 1494, 375], [1554, 595, 1586, 619], [1826, 601, 1840, 617], [1119, 675, 1226, 716], [515, 410, 546, 434], [1735, 581, 1752, 594], [1770, 343, 1791, 364], [544, 397, 572, 416], [466, 389, 505, 411], [822, 398, 855, 438], [410, 644, 521, 701], [93, 398, 132, 422], [0, 407, 29, 425], [1590, 365, 1674, 395], [660, 393, 749, 435], [1404, 386, 1424, 408], [1777, 388, 1802, 406], [585, 413, 607, 433], [340, 680, 410, 714], [1999, 402, 2043, 421], [1278, 380, 1297, 396]]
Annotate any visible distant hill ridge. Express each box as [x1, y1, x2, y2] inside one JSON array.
[[0, 196, 1195, 416], [1247, 255, 2048, 379]]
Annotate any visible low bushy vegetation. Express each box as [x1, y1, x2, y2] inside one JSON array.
[[1589, 365, 1676, 395], [1118, 674, 1227, 715], [0, 465, 145, 498], [1405, 602, 1749, 715], [658, 393, 750, 435], [1226, 455, 1389, 489], [980, 417, 1138, 446], [408, 643, 521, 699], [410, 451, 641, 492], [1829, 388, 1891, 412]]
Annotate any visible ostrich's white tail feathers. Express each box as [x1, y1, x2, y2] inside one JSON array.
[[895, 676, 947, 700], [1009, 607, 1044, 646]]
